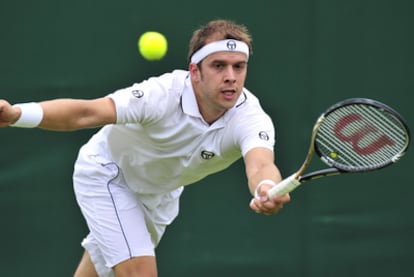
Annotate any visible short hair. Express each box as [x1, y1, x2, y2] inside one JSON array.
[[188, 19, 253, 62]]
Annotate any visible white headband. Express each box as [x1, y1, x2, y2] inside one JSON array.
[[190, 39, 249, 64]]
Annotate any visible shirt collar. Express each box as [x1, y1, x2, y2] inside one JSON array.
[[181, 76, 202, 118]]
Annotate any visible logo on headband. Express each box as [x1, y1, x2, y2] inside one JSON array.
[[226, 40, 237, 51]]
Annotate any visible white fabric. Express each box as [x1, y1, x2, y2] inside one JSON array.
[[74, 153, 170, 277], [254, 179, 277, 199], [10, 102, 43, 128], [190, 39, 249, 64]]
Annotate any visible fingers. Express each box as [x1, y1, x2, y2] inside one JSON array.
[[271, 193, 291, 204], [250, 179, 292, 215], [249, 194, 290, 216], [249, 198, 282, 216]]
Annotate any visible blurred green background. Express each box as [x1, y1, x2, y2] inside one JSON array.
[[0, 0, 412, 276]]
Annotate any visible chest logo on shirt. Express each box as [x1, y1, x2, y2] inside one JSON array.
[[201, 150, 215, 160], [259, 131, 270, 141], [132, 89, 144, 98]]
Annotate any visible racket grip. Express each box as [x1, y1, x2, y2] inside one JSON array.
[[267, 173, 301, 198]]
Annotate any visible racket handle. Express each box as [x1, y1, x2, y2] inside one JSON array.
[[267, 173, 301, 198]]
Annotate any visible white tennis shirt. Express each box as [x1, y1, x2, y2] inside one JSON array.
[[79, 70, 275, 208]]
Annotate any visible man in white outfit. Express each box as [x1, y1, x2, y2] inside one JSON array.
[[0, 19, 290, 277]]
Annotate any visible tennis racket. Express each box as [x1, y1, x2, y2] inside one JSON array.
[[268, 98, 410, 198]]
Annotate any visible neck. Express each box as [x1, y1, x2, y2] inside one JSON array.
[[194, 92, 225, 125]]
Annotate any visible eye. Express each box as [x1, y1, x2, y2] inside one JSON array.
[[213, 62, 225, 69], [234, 63, 247, 71]]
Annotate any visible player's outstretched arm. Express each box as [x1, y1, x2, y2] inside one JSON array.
[[244, 147, 290, 215], [39, 97, 116, 130], [0, 97, 116, 131]]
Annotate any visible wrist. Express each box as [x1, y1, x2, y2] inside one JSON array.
[[254, 179, 276, 199], [10, 102, 44, 128]]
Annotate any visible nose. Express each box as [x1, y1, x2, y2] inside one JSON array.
[[224, 67, 236, 84]]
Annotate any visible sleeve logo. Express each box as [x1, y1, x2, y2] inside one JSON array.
[[132, 89, 144, 98], [259, 131, 270, 141]]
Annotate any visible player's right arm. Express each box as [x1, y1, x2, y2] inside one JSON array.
[[0, 97, 116, 131], [244, 147, 290, 215]]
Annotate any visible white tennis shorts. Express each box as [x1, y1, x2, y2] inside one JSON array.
[[73, 152, 180, 277]]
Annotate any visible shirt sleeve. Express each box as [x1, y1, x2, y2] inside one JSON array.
[[107, 72, 175, 125], [238, 113, 275, 156], [232, 94, 276, 156]]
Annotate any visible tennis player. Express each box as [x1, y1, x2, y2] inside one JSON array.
[[0, 19, 290, 277]]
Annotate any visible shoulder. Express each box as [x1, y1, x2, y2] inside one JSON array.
[[228, 88, 275, 133], [152, 69, 189, 83], [229, 88, 276, 155], [110, 70, 189, 99], [235, 88, 268, 116], [141, 69, 188, 90], [108, 70, 189, 124]]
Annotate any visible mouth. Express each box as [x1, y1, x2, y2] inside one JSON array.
[[221, 89, 237, 100], [221, 89, 237, 95]]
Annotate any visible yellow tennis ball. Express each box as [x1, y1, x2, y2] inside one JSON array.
[[138, 31, 168, 61]]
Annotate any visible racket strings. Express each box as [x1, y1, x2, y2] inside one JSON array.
[[323, 107, 405, 157], [322, 107, 405, 161], [344, 105, 406, 146], [317, 135, 384, 168], [319, 114, 404, 163], [315, 104, 408, 171]]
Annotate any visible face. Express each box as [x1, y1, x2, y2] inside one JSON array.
[[190, 51, 248, 124]]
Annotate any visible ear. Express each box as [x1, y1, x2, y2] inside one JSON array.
[[189, 63, 200, 82]]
